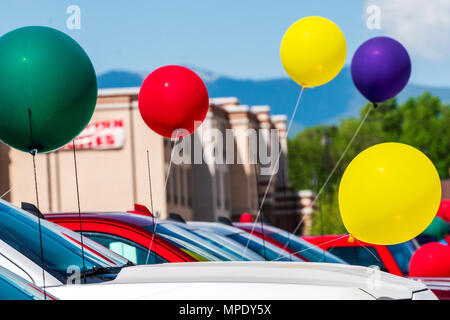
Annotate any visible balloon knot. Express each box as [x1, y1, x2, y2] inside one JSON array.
[[30, 149, 38, 156], [348, 235, 355, 243]]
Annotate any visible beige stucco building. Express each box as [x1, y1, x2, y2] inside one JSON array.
[[0, 88, 301, 226]]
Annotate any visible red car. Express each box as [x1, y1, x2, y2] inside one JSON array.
[[302, 235, 414, 276], [44, 205, 199, 264]]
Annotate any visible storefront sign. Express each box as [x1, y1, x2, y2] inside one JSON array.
[[60, 119, 125, 150]]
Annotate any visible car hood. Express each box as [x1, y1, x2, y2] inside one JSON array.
[[47, 262, 431, 300]]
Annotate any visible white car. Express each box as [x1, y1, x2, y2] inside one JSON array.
[[48, 262, 437, 300], [0, 199, 437, 300]]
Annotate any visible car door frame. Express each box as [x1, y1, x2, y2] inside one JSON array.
[[52, 219, 195, 263]]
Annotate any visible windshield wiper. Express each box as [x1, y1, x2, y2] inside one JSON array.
[[79, 266, 124, 279]]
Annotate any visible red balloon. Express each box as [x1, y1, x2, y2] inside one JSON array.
[[409, 242, 450, 277], [239, 212, 253, 223], [138, 65, 209, 138], [437, 199, 450, 222]]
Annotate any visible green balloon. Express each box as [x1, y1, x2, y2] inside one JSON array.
[[422, 216, 448, 240], [0, 26, 97, 153]]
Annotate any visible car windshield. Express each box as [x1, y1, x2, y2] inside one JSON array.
[[235, 223, 347, 264], [188, 222, 303, 262], [327, 246, 387, 271], [0, 266, 56, 300], [264, 230, 348, 264], [386, 242, 415, 275], [227, 232, 304, 262], [149, 223, 239, 261], [0, 199, 129, 283], [156, 233, 219, 261], [191, 229, 266, 261]]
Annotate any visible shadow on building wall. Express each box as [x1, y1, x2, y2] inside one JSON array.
[[191, 133, 214, 221]]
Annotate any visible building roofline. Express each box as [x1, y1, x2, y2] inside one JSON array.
[[98, 89, 239, 108], [210, 97, 240, 105], [223, 104, 250, 113], [271, 115, 287, 122], [251, 105, 271, 113], [98, 87, 140, 97]]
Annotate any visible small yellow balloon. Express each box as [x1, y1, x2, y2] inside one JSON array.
[[280, 16, 347, 87], [338, 143, 441, 245]]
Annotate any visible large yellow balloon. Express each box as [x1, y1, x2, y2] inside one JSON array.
[[338, 143, 441, 245], [280, 16, 347, 87]]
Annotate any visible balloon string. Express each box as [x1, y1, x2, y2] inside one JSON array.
[[320, 193, 325, 261], [284, 106, 373, 247], [272, 234, 349, 262], [28, 109, 46, 299], [354, 238, 382, 264], [31, 152, 47, 297], [145, 150, 157, 264], [281, 151, 292, 261], [164, 137, 180, 192], [272, 106, 373, 260], [310, 106, 372, 208], [253, 158, 267, 260], [0, 187, 14, 199], [145, 137, 180, 263], [72, 140, 86, 283], [241, 86, 305, 258], [274, 214, 307, 260]]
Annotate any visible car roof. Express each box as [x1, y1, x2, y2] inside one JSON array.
[[302, 234, 352, 245], [187, 221, 245, 236], [45, 211, 155, 228], [234, 222, 288, 235], [109, 261, 426, 300]]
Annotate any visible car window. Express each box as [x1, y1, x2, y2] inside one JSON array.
[[193, 230, 265, 261], [82, 232, 168, 265], [151, 224, 238, 261], [386, 242, 415, 275], [157, 233, 220, 261], [268, 232, 347, 264], [0, 199, 128, 283], [327, 246, 387, 271]]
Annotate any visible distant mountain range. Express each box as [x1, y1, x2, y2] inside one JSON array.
[[97, 67, 450, 135]]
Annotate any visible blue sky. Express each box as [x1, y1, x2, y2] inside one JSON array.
[[1, 0, 450, 87]]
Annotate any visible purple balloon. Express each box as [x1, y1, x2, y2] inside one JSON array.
[[351, 37, 411, 104]]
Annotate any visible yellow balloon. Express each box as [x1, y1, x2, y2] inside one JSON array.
[[280, 16, 347, 87], [338, 143, 441, 245]]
